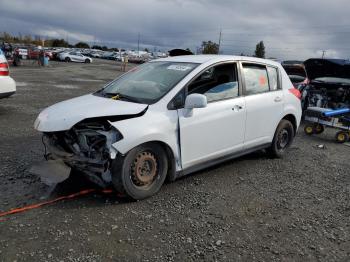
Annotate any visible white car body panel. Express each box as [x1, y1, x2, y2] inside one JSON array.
[[110, 107, 181, 170], [178, 97, 246, 169], [243, 90, 284, 148], [0, 51, 16, 99], [34, 55, 301, 177]]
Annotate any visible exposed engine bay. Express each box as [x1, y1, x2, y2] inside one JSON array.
[[299, 59, 350, 111], [300, 82, 350, 110], [41, 121, 122, 187]]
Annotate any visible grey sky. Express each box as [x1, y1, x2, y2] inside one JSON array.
[[1, 0, 350, 60]]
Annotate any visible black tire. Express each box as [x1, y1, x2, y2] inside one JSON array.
[[335, 131, 349, 143], [85, 59, 91, 63], [313, 123, 325, 134], [111, 143, 168, 200], [65, 57, 71, 62], [304, 124, 314, 135], [268, 120, 295, 158]]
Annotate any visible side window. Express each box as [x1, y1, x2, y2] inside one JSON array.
[[267, 66, 279, 91], [242, 64, 269, 95], [188, 63, 239, 103]]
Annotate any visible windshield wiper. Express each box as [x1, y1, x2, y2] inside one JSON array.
[[103, 92, 141, 103]]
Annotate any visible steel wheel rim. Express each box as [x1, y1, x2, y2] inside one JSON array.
[[278, 129, 289, 149], [130, 151, 158, 188]]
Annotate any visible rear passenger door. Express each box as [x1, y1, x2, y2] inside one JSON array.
[[241, 63, 284, 148]]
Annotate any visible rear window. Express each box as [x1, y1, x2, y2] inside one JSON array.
[[243, 64, 269, 95]]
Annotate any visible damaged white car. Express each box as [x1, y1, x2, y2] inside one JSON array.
[[33, 55, 302, 199]]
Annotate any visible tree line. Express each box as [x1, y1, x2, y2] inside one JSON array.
[[0, 32, 111, 50], [1, 31, 266, 57], [201, 40, 266, 58]]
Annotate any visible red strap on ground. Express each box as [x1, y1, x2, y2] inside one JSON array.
[[0, 188, 116, 222]]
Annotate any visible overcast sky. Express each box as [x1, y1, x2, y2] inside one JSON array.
[[1, 0, 350, 60]]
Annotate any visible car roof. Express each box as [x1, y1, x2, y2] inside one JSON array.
[[155, 55, 281, 67]]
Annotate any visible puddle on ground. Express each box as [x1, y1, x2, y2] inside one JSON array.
[[54, 84, 79, 89], [70, 78, 104, 82], [16, 82, 28, 87]]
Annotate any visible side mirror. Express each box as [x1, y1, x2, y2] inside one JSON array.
[[184, 94, 207, 109]]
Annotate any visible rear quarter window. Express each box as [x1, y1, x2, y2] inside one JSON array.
[[267, 66, 279, 91]]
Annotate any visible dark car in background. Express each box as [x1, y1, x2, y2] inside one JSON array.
[[282, 60, 308, 87], [300, 59, 350, 110]]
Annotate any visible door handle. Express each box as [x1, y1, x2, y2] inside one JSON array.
[[232, 105, 243, 111], [274, 96, 282, 102]]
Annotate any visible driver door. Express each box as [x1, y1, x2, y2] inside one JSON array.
[[178, 62, 246, 169]]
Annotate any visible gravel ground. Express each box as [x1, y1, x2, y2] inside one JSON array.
[[0, 59, 349, 262]]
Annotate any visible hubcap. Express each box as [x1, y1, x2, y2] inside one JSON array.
[[131, 152, 158, 186], [278, 129, 289, 149]]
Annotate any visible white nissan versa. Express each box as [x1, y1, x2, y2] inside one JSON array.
[[33, 55, 302, 199]]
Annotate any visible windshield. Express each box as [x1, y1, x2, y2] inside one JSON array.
[[313, 77, 350, 85], [100, 61, 198, 104]]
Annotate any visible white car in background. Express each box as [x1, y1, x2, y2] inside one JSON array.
[[33, 55, 302, 200], [0, 49, 16, 99], [59, 51, 92, 63]]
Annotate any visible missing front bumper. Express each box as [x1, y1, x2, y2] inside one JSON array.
[[29, 159, 71, 185]]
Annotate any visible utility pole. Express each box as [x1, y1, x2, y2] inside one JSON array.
[[322, 50, 326, 59], [218, 29, 222, 54], [137, 32, 140, 56]]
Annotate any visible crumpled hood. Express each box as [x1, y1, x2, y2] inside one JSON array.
[[304, 58, 350, 80], [34, 94, 148, 132]]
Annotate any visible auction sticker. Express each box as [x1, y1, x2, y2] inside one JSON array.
[[167, 65, 192, 71]]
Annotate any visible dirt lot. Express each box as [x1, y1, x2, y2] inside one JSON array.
[[0, 59, 349, 262]]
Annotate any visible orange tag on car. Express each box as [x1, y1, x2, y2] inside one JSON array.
[[259, 76, 267, 86]]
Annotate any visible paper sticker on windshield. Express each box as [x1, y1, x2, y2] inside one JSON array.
[[167, 65, 192, 71]]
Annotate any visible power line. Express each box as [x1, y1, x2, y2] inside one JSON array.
[[218, 29, 222, 54]]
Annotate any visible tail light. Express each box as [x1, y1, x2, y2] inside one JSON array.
[[0, 62, 9, 76], [289, 87, 301, 100]]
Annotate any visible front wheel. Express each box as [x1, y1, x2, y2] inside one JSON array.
[[111, 143, 168, 200], [85, 59, 91, 63], [268, 120, 295, 158], [65, 57, 71, 62]]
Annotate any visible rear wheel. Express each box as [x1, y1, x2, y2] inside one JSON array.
[[111, 143, 168, 200], [268, 120, 295, 158], [335, 131, 349, 143], [65, 57, 71, 62], [85, 59, 91, 63]]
